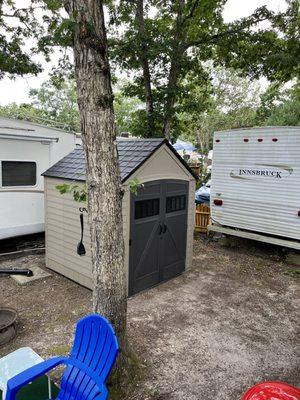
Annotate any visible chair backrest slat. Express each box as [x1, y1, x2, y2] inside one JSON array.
[[57, 314, 119, 400]]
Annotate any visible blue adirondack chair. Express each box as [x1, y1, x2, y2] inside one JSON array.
[[5, 314, 119, 400]]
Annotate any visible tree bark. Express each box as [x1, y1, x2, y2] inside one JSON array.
[[162, 59, 181, 140], [135, 0, 155, 137], [65, 0, 127, 375], [162, 0, 186, 140]]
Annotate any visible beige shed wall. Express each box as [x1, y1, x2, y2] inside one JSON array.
[[44, 144, 195, 294]]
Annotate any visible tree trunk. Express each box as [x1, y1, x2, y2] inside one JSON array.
[[162, 0, 186, 140], [162, 61, 180, 140], [135, 0, 155, 137], [65, 0, 127, 375]]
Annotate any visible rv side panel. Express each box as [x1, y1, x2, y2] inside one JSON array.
[[211, 127, 300, 241]]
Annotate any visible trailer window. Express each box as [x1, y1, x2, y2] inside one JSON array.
[[1, 161, 36, 186]]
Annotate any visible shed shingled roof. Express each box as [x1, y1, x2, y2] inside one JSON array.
[[43, 138, 175, 183]]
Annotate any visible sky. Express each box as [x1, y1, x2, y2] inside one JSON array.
[[0, 0, 287, 106]]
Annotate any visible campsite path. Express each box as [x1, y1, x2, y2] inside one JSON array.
[[128, 236, 299, 400]]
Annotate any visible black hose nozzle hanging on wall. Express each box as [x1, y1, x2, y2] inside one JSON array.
[[77, 213, 86, 256]]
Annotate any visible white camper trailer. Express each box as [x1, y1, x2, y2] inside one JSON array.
[[0, 118, 77, 240], [209, 126, 300, 250]]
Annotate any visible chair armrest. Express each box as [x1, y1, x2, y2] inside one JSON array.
[[5, 356, 68, 400]]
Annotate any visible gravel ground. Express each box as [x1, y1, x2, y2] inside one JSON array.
[[0, 235, 299, 400]]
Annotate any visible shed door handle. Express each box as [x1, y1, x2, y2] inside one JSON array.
[[162, 223, 167, 234], [158, 223, 163, 235]]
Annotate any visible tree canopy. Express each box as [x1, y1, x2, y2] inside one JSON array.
[[255, 81, 300, 126], [178, 66, 262, 152], [0, 0, 298, 140], [109, 0, 299, 138], [0, 77, 79, 130], [0, 77, 143, 134]]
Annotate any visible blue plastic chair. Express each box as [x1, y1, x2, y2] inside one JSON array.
[[5, 314, 119, 400]]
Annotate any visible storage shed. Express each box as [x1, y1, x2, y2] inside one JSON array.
[[43, 138, 196, 296]]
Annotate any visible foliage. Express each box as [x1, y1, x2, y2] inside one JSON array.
[[210, 65, 261, 112], [56, 178, 145, 204], [178, 66, 261, 152], [128, 178, 144, 196], [0, 0, 65, 79], [0, 77, 143, 134], [0, 1, 298, 141], [1, 1, 298, 139], [255, 80, 300, 126], [56, 183, 87, 203], [0, 77, 79, 130], [255, 83, 285, 124], [0, 102, 44, 123], [114, 90, 143, 134], [179, 71, 300, 153], [30, 78, 80, 131], [266, 98, 300, 126], [108, 0, 299, 138], [284, 268, 300, 278]]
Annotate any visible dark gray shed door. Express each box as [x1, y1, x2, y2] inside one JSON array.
[[129, 180, 188, 296]]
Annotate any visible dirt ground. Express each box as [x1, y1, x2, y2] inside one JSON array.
[[0, 235, 299, 400]]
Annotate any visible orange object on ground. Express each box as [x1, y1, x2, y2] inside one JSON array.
[[242, 382, 300, 400]]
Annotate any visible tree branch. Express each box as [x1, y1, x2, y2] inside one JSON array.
[[182, 0, 201, 25], [186, 16, 270, 49]]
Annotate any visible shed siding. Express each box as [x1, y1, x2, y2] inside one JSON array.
[[44, 144, 195, 293], [45, 177, 128, 290], [45, 177, 92, 288]]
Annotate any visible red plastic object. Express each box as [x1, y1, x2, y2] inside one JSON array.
[[242, 382, 300, 400], [213, 199, 223, 206]]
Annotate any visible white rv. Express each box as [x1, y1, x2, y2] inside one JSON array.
[[209, 126, 300, 250], [0, 118, 77, 240]]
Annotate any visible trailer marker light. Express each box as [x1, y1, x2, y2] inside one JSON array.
[[258, 138, 263, 142], [214, 199, 223, 206], [272, 138, 278, 142], [243, 138, 249, 142]]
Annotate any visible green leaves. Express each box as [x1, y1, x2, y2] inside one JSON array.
[[109, 0, 298, 138], [1, 0, 298, 139], [0, 34, 42, 78], [128, 178, 144, 196], [178, 65, 262, 151], [255, 81, 300, 126], [56, 183, 87, 203]]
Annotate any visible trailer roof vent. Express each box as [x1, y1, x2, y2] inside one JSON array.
[[243, 138, 249, 142], [216, 139, 220, 143], [272, 138, 278, 142], [257, 138, 263, 142]]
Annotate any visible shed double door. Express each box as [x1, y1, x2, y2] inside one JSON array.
[[129, 180, 188, 296]]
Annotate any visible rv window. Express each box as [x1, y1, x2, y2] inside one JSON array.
[[1, 161, 36, 186]]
